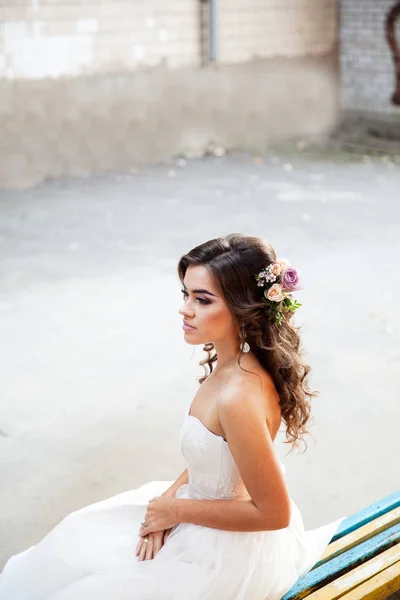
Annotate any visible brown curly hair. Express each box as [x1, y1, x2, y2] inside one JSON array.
[[177, 233, 318, 453]]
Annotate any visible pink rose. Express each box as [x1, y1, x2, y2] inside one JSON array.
[[265, 283, 284, 302], [281, 267, 301, 292]]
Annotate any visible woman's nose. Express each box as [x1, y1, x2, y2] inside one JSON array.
[[179, 304, 194, 317]]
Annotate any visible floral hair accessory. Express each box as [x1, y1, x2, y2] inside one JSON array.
[[254, 259, 302, 325]]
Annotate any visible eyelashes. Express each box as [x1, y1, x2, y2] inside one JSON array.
[[181, 290, 211, 305]]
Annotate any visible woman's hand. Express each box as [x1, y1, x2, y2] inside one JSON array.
[[139, 495, 180, 537], [135, 528, 173, 561]]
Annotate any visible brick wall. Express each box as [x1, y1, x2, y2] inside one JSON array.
[[0, 1, 201, 77], [218, 0, 336, 63], [0, 0, 340, 188], [1, 0, 337, 79], [340, 0, 400, 115]]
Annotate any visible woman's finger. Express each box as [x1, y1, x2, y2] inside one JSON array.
[[144, 536, 154, 561], [139, 525, 156, 537], [138, 535, 152, 561], [135, 538, 141, 556], [135, 535, 144, 555], [152, 532, 163, 557], [138, 538, 147, 561]]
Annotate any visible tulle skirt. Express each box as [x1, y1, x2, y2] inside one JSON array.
[[0, 480, 346, 600]]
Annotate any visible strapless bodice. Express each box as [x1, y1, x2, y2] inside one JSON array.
[[179, 402, 285, 501]]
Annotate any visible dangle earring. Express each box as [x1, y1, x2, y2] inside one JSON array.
[[240, 324, 250, 353], [241, 339, 250, 353]]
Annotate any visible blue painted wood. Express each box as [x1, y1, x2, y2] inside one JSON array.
[[330, 490, 400, 543], [281, 521, 400, 600]]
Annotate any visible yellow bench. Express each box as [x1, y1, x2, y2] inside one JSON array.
[[282, 490, 400, 600]]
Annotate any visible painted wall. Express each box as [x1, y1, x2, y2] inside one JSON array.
[[0, 0, 339, 188]]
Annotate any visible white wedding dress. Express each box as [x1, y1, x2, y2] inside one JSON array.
[[0, 401, 347, 600]]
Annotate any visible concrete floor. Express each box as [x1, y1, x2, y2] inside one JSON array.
[[0, 152, 399, 568]]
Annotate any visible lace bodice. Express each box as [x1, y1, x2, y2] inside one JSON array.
[[179, 402, 285, 501]]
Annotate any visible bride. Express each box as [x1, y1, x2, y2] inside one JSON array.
[[0, 233, 346, 600]]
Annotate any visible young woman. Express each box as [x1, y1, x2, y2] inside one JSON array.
[[0, 233, 347, 600]]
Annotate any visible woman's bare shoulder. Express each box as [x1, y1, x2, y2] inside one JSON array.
[[227, 358, 277, 393], [220, 361, 281, 438]]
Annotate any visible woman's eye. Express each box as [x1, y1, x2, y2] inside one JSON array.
[[181, 290, 210, 305]]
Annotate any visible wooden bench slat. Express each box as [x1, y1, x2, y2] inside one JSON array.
[[299, 543, 400, 600], [313, 507, 400, 569], [281, 523, 400, 600], [332, 490, 400, 543], [339, 560, 400, 600]]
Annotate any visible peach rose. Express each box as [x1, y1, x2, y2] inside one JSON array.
[[265, 283, 284, 302], [278, 258, 290, 271], [271, 263, 282, 277]]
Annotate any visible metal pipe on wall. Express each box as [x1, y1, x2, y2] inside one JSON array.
[[208, 0, 218, 61], [385, 1, 400, 105]]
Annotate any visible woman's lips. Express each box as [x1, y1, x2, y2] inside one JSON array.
[[183, 321, 196, 331]]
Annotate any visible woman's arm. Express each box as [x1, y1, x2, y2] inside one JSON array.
[[175, 495, 289, 532], [161, 468, 188, 498], [176, 379, 291, 532]]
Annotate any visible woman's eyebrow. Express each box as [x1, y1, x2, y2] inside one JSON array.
[[182, 285, 218, 297]]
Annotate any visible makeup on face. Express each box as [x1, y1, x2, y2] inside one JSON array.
[[180, 267, 223, 335]]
